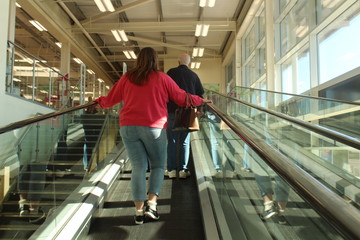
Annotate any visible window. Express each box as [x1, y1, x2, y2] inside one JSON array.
[[281, 44, 310, 98], [280, 0, 315, 56], [318, 9, 360, 84], [316, 0, 346, 23]]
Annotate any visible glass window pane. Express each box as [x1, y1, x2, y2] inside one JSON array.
[[258, 9, 265, 42], [318, 9, 360, 84], [256, 46, 266, 79], [280, 0, 315, 56], [281, 45, 310, 97], [316, 0, 346, 23], [244, 26, 255, 60], [244, 57, 256, 87]]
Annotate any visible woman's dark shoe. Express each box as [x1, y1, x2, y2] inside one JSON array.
[[144, 206, 159, 220]]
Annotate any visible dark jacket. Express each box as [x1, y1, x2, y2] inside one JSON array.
[[167, 65, 204, 113]]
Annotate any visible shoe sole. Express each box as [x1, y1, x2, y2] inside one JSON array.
[[144, 212, 159, 220], [263, 211, 277, 220]]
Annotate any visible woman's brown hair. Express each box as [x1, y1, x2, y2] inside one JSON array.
[[127, 47, 159, 86]]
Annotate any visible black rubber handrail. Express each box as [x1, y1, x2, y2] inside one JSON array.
[[230, 86, 360, 106], [0, 102, 97, 134], [207, 103, 360, 240], [205, 89, 360, 151]]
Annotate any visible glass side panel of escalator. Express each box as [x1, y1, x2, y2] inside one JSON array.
[[198, 92, 360, 239], [228, 86, 360, 140], [0, 105, 120, 239]]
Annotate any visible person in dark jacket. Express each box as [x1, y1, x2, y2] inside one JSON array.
[[166, 53, 204, 179]]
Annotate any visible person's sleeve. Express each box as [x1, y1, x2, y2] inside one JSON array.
[[165, 75, 203, 107], [95, 77, 123, 109]]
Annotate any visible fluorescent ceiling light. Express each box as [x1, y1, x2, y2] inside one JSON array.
[[97, 78, 104, 83], [199, 0, 216, 7], [123, 50, 137, 59], [16, 2, 21, 8], [87, 69, 95, 74], [190, 62, 201, 69], [195, 24, 210, 37], [13, 78, 22, 82], [73, 58, 83, 64], [55, 42, 62, 48], [192, 47, 204, 57], [129, 51, 137, 59], [111, 30, 128, 42], [29, 20, 47, 32], [94, 0, 115, 12], [123, 51, 131, 59]]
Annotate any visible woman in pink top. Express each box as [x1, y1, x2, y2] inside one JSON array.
[[96, 47, 210, 225]]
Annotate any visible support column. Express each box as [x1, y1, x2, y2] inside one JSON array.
[[0, 0, 13, 94], [60, 41, 71, 106]]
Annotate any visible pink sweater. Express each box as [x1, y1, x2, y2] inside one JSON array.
[[96, 71, 204, 129]]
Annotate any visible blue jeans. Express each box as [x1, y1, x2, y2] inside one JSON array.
[[18, 164, 47, 202], [120, 126, 167, 201], [167, 113, 190, 171], [209, 120, 221, 169]]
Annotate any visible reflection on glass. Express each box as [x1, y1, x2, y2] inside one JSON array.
[[280, 0, 314, 56], [198, 102, 348, 239], [0, 103, 121, 237], [316, 0, 346, 23]]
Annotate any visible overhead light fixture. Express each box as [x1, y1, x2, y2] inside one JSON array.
[[199, 0, 216, 7], [192, 47, 204, 57], [73, 58, 83, 64], [195, 24, 210, 37], [123, 50, 137, 59], [16, 2, 21, 8], [111, 30, 128, 42], [94, 0, 115, 12], [97, 78, 104, 83], [190, 62, 201, 69], [87, 69, 95, 74], [55, 42, 62, 48], [29, 20, 47, 32]]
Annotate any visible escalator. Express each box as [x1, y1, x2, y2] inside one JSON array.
[[0, 92, 359, 239], [0, 103, 120, 239]]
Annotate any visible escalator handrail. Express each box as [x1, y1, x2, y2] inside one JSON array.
[[0, 102, 97, 134], [229, 86, 360, 106], [207, 103, 360, 240], [205, 89, 360, 151]]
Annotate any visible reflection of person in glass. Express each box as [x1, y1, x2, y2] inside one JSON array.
[[18, 121, 54, 224], [206, 112, 222, 174], [245, 142, 290, 225], [83, 96, 99, 170]]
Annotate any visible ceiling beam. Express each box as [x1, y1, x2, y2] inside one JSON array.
[[126, 35, 221, 57], [72, 21, 236, 33]]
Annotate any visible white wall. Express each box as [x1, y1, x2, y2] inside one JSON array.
[[0, 94, 54, 128]]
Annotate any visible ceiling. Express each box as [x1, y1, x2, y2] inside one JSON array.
[[14, 0, 250, 85]]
